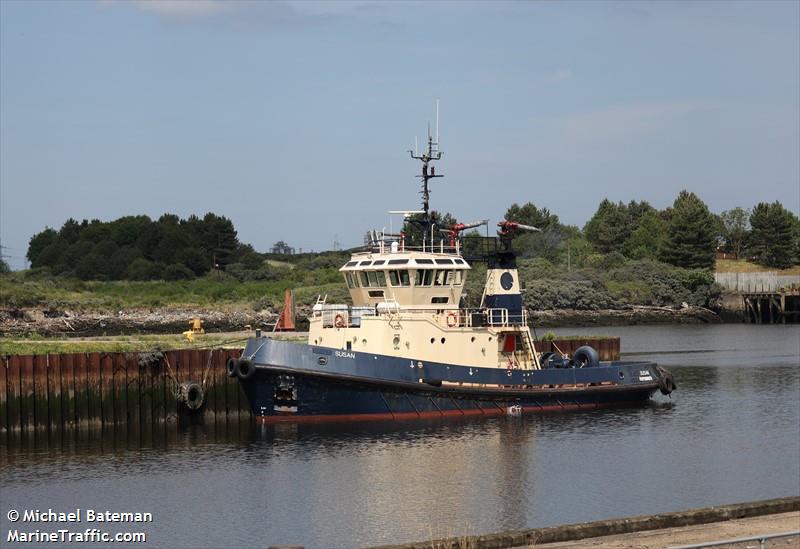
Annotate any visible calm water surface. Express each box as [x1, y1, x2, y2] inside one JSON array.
[[1, 324, 799, 548]]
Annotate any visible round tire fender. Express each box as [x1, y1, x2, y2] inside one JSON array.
[[177, 381, 205, 411], [572, 345, 600, 368], [236, 358, 256, 381], [184, 382, 205, 410], [658, 369, 676, 395], [226, 358, 239, 378]]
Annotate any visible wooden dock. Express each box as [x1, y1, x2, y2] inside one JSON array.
[[742, 288, 800, 324]]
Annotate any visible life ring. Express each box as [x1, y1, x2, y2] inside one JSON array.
[[446, 312, 458, 327], [334, 314, 346, 328]]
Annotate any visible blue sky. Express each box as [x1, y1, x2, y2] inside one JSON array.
[[1, 0, 798, 269]]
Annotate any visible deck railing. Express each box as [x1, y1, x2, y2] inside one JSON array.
[[314, 305, 527, 329]]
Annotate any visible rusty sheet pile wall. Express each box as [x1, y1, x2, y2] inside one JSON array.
[[0, 349, 247, 433], [536, 337, 620, 361]]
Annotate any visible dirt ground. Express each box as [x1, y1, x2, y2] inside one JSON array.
[[528, 511, 800, 548]]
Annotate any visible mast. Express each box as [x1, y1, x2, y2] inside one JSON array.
[[409, 103, 443, 235]]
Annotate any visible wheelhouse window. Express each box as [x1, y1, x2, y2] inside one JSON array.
[[431, 297, 448, 304], [433, 270, 447, 286], [368, 290, 384, 298], [367, 271, 378, 287], [389, 270, 410, 286], [359, 271, 370, 287]]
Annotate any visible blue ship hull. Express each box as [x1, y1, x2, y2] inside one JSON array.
[[236, 337, 666, 423]]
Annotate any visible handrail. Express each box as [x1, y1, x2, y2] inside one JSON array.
[[668, 530, 799, 549], [313, 305, 528, 328]]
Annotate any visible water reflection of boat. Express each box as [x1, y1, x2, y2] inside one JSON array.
[[230, 118, 675, 423]]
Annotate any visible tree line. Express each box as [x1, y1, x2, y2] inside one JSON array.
[[24, 213, 262, 280], [503, 191, 799, 270], [18, 191, 799, 281]]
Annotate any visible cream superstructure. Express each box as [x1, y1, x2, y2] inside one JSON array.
[[308, 244, 540, 371]]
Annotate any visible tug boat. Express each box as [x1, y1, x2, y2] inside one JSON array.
[[229, 127, 675, 423]]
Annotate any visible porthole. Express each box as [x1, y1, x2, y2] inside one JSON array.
[[618, 371, 625, 380], [430, 338, 435, 344], [441, 337, 446, 344], [470, 336, 475, 342]]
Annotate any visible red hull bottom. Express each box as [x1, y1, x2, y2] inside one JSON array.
[[254, 400, 646, 424]]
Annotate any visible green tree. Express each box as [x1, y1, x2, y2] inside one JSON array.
[[719, 207, 750, 258], [58, 218, 82, 244], [584, 199, 630, 254], [27, 227, 58, 265], [127, 258, 159, 280], [504, 202, 569, 261], [401, 211, 457, 248], [504, 202, 560, 230], [748, 201, 795, 268], [622, 212, 667, 260], [585, 199, 658, 256], [202, 213, 239, 267], [660, 191, 717, 269]]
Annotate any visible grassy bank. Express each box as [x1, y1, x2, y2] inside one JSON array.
[[715, 258, 800, 274], [0, 332, 307, 356], [0, 272, 348, 311]]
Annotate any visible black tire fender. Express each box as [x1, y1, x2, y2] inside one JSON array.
[[572, 345, 600, 368], [658, 368, 676, 395], [236, 358, 255, 381], [177, 381, 205, 411], [539, 352, 555, 368], [226, 358, 239, 378]]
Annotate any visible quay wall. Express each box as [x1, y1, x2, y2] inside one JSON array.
[[372, 496, 800, 549], [0, 348, 248, 433]]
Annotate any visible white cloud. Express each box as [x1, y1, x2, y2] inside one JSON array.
[[126, 0, 234, 18], [544, 68, 572, 84], [559, 101, 713, 144]]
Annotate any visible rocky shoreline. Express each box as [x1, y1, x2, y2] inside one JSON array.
[[530, 304, 723, 327], [0, 304, 723, 338]]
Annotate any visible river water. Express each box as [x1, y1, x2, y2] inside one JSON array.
[[1, 324, 799, 548]]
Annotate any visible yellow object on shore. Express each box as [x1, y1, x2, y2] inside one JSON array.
[[183, 330, 195, 342], [191, 318, 204, 333]]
